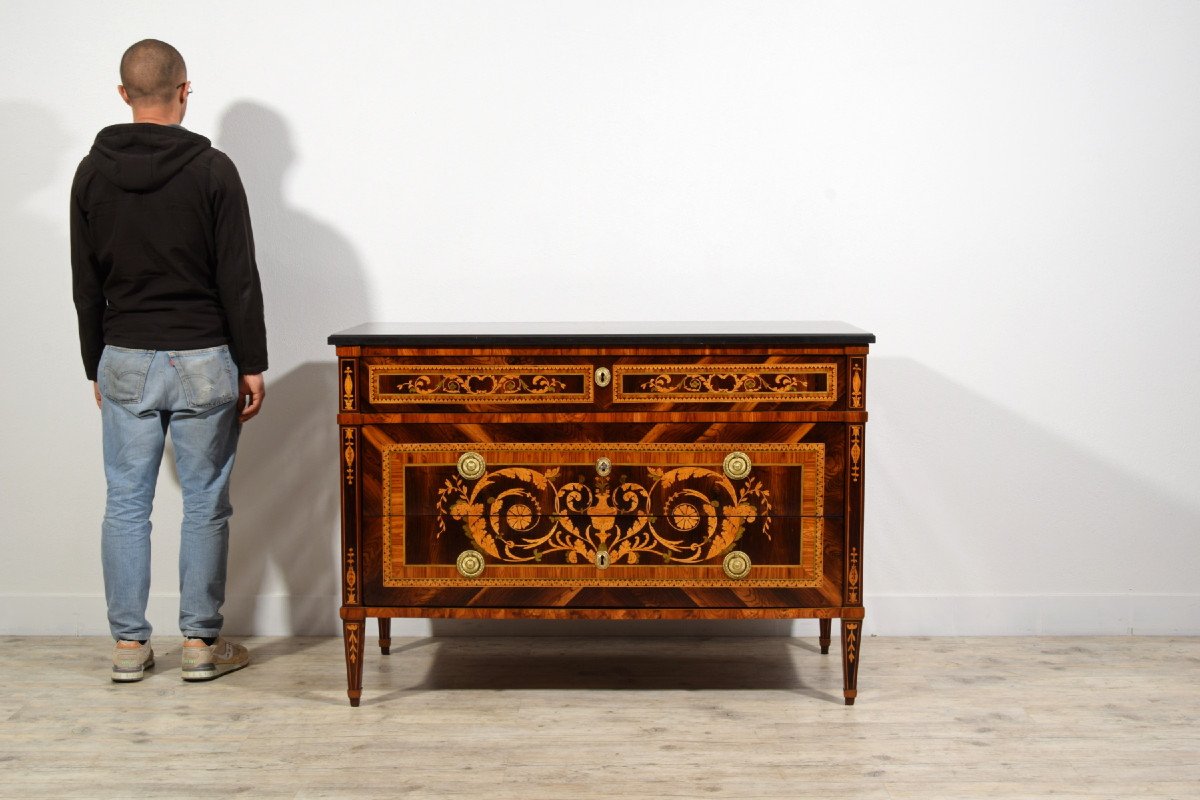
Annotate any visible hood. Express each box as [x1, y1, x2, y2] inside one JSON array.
[[89, 123, 211, 192]]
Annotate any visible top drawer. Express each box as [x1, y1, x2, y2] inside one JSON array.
[[346, 354, 858, 413], [611, 358, 837, 405]]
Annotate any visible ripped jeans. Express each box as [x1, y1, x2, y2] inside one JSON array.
[[98, 345, 241, 641]]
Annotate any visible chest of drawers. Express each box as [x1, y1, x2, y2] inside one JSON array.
[[329, 322, 873, 706]]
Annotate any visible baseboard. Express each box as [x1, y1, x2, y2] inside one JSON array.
[[2, 593, 1197, 636], [865, 593, 1200, 635]]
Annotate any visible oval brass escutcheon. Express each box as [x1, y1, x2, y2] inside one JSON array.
[[595, 457, 612, 477], [595, 549, 611, 570], [594, 366, 612, 388], [723, 550, 752, 579], [722, 451, 752, 480], [456, 451, 486, 480], [456, 549, 486, 578]]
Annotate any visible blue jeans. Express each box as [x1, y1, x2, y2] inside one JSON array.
[[98, 345, 241, 641]]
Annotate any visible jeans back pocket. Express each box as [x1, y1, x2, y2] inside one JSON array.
[[99, 347, 155, 404], [175, 347, 237, 408]]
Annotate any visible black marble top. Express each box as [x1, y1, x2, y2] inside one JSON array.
[[328, 321, 875, 347]]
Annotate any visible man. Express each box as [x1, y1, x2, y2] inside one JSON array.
[[71, 39, 267, 682]]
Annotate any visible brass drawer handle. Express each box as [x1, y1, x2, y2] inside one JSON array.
[[723, 551, 751, 579], [722, 451, 752, 480], [456, 549, 486, 578], [596, 457, 612, 477], [457, 452, 486, 480], [594, 367, 611, 388]]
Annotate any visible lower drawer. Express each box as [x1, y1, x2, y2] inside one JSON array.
[[353, 439, 847, 608]]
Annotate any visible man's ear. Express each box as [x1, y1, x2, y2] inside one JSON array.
[[118, 85, 132, 106]]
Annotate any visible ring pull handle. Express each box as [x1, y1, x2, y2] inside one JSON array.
[[456, 550, 486, 578], [722, 451, 752, 480], [457, 452, 486, 480], [723, 551, 751, 579]]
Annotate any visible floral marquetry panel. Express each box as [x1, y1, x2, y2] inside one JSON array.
[[368, 363, 594, 405], [375, 441, 828, 589], [613, 362, 837, 403]]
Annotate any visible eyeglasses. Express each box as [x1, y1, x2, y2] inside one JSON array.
[[176, 81, 193, 96]]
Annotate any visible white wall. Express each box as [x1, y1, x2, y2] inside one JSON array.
[[2, 0, 1197, 637]]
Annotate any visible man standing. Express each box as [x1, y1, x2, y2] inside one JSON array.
[[71, 40, 267, 682]]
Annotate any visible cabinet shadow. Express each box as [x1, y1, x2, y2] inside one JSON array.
[[397, 636, 840, 700]]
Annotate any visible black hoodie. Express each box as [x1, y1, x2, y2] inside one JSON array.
[[70, 123, 267, 380]]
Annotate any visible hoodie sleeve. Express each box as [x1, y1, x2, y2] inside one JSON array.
[[70, 159, 106, 381], [209, 152, 268, 374]]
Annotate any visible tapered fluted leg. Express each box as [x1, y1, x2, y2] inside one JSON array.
[[343, 619, 365, 707], [819, 618, 832, 654], [378, 617, 392, 655], [841, 619, 861, 706]]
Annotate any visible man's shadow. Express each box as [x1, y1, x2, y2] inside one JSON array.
[[214, 101, 373, 637]]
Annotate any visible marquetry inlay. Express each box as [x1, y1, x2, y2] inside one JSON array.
[[368, 365, 594, 404], [345, 548, 358, 605], [850, 425, 863, 482], [848, 546, 860, 604], [850, 358, 865, 409], [380, 442, 825, 589], [342, 428, 356, 485], [344, 623, 360, 667], [341, 359, 356, 411], [613, 363, 837, 403], [845, 621, 859, 663]]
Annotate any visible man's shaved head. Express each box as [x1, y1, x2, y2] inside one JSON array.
[[119, 39, 186, 105]]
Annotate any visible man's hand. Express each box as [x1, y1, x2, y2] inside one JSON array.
[[238, 373, 265, 422], [93, 381, 102, 409]]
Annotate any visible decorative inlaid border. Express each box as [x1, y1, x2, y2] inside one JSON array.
[[345, 548, 358, 604], [613, 363, 837, 403], [848, 546, 860, 604], [344, 622, 361, 668], [849, 357, 865, 409], [850, 425, 862, 482], [341, 358, 356, 411], [368, 364, 594, 404], [381, 442, 825, 588], [342, 428, 357, 486]]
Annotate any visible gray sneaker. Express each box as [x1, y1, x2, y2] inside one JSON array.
[[181, 637, 250, 681], [111, 640, 154, 682]]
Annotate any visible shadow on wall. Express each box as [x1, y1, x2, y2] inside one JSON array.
[[212, 101, 373, 636], [431, 357, 1200, 639], [2, 100, 76, 371], [867, 357, 1200, 632], [1, 99, 71, 252], [1, 100, 97, 602]]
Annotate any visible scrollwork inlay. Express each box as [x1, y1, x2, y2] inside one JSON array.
[[615, 363, 837, 402], [434, 465, 772, 567], [369, 365, 593, 404]]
